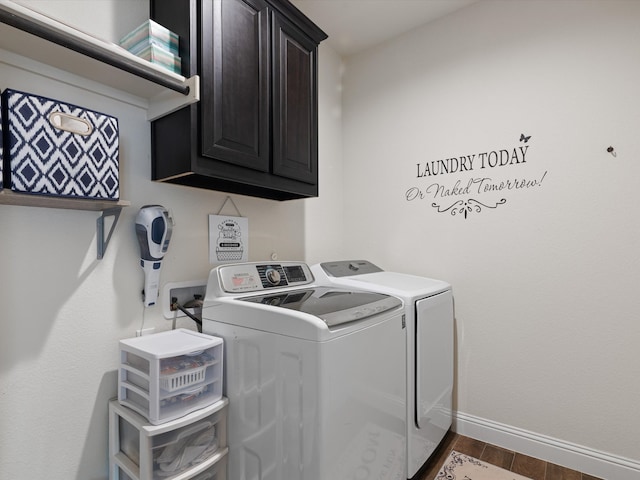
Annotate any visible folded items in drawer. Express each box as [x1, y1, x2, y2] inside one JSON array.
[[1, 89, 119, 199], [154, 423, 219, 476]]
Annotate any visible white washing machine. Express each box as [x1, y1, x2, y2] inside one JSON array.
[[201, 262, 408, 480], [311, 260, 454, 479]]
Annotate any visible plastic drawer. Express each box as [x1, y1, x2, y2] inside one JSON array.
[[109, 398, 228, 480], [118, 329, 223, 425]]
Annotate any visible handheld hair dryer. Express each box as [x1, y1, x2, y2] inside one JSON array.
[[135, 205, 173, 307]]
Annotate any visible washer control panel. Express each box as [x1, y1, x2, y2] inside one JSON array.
[[216, 262, 314, 293]]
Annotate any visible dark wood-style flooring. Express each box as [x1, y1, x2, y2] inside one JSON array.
[[416, 432, 604, 480]]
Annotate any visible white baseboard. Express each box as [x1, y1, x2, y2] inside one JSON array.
[[453, 411, 640, 480]]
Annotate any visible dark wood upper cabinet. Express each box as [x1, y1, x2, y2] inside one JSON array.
[[151, 0, 327, 201], [272, 12, 318, 184]]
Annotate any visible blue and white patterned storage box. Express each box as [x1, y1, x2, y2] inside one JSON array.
[[1, 89, 119, 199]]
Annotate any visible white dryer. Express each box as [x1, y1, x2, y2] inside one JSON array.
[[311, 260, 454, 479], [201, 262, 408, 480]]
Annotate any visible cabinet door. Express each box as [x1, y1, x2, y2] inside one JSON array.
[[201, 0, 270, 172], [272, 13, 318, 184]]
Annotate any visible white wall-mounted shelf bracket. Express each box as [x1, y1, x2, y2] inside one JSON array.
[[147, 75, 200, 121]]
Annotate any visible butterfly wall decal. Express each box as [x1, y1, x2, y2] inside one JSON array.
[[520, 133, 531, 143]]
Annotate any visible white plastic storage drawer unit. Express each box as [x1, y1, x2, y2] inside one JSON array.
[[109, 398, 228, 480], [119, 329, 223, 425]]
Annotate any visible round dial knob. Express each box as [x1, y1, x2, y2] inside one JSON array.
[[265, 267, 281, 286]]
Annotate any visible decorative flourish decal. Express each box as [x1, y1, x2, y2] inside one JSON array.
[[432, 198, 507, 218]]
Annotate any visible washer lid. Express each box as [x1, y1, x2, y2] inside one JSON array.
[[238, 286, 402, 326]]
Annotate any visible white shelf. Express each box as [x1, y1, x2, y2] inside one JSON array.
[[0, 0, 199, 120]]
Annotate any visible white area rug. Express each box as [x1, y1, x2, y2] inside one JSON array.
[[435, 450, 532, 480]]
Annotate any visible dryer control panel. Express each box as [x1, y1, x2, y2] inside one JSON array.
[[212, 262, 314, 294], [319, 260, 383, 277]]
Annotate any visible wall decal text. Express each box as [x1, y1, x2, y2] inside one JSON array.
[[405, 135, 547, 218], [416, 146, 529, 178]]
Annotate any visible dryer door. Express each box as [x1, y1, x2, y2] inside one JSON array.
[[415, 290, 454, 433]]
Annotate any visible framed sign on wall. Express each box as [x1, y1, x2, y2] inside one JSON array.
[[209, 197, 249, 263]]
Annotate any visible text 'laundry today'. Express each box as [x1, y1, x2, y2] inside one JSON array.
[[416, 145, 529, 177]]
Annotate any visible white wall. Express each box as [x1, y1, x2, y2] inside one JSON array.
[[340, 0, 640, 473], [0, 3, 313, 478], [304, 44, 345, 265], [13, 0, 149, 42]]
